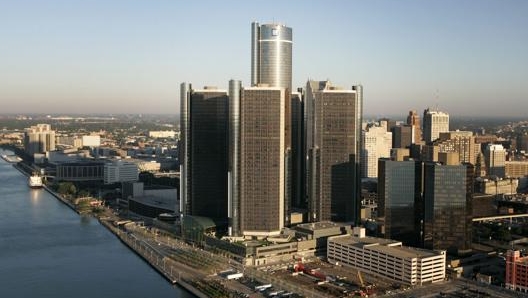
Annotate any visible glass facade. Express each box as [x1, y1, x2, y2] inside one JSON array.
[[423, 162, 472, 252], [307, 82, 362, 223], [180, 86, 229, 224], [251, 22, 292, 91], [189, 90, 229, 222], [378, 159, 421, 246], [240, 87, 287, 236]]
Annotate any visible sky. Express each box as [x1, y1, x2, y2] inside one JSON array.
[[1, 0, 527, 117]]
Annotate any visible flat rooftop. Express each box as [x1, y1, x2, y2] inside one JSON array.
[[129, 195, 176, 211], [330, 235, 442, 259], [295, 221, 345, 231]]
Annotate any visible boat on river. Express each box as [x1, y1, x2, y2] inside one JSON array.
[[28, 174, 43, 189]]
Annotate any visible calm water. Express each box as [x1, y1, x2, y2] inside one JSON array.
[[0, 150, 195, 298]]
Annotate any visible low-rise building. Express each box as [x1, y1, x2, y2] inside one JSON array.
[[506, 250, 528, 293], [104, 160, 139, 184], [293, 221, 352, 256], [327, 228, 446, 286]]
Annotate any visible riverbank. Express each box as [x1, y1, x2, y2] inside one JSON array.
[[11, 163, 78, 213], [98, 218, 208, 298], [4, 152, 207, 298]]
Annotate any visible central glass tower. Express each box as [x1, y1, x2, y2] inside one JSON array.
[[251, 22, 292, 91]]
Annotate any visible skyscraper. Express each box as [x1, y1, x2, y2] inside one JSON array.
[[485, 144, 506, 177], [361, 122, 392, 178], [251, 22, 293, 91], [306, 80, 363, 223], [378, 158, 422, 246], [228, 80, 241, 236], [422, 162, 473, 253], [423, 108, 449, 143], [392, 125, 413, 149], [239, 86, 289, 236], [406, 110, 422, 144], [180, 84, 229, 223], [24, 124, 56, 156]]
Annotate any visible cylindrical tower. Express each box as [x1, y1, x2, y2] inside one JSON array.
[[228, 79, 241, 236], [251, 22, 260, 87], [251, 22, 292, 91], [179, 82, 191, 217]]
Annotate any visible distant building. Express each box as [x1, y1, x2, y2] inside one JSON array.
[[485, 144, 506, 177], [391, 148, 410, 161], [103, 160, 139, 184], [82, 135, 101, 147], [506, 161, 528, 178], [24, 124, 56, 156], [306, 81, 363, 223], [55, 162, 104, 182], [148, 131, 177, 138], [328, 228, 446, 286], [475, 177, 518, 195], [423, 162, 473, 253], [362, 123, 392, 178], [423, 109, 449, 143], [518, 135, 528, 152], [392, 125, 412, 149], [436, 131, 479, 165], [251, 22, 292, 91], [506, 250, 528, 293], [406, 110, 422, 144]]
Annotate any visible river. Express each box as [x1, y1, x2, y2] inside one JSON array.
[[0, 149, 195, 298]]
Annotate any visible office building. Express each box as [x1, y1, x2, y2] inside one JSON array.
[[506, 161, 528, 178], [55, 162, 104, 182], [103, 160, 139, 184], [392, 125, 412, 149], [485, 144, 506, 178], [407, 110, 422, 144], [239, 86, 289, 236], [362, 123, 392, 178], [82, 135, 101, 147], [24, 124, 56, 156], [251, 22, 292, 91], [391, 148, 410, 161], [435, 131, 479, 165], [180, 84, 229, 223], [423, 108, 449, 143], [290, 90, 304, 211], [506, 250, 528, 293], [423, 162, 473, 253], [378, 159, 422, 246], [328, 228, 446, 286], [306, 80, 362, 223], [518, 135, 528, 152]]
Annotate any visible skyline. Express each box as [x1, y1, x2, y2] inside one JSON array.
[[1, 0, 527, 117]]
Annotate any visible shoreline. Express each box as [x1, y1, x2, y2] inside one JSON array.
[[3, 152, 206, 298]]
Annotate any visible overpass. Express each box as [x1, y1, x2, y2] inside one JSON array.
[[472, 213, 528, 222]]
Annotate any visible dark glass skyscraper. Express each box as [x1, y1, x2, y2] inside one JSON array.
[[306, 81, 363, 223], [378, 159, 422, 246], [180, 85, 229, 223], [423, 162, 473, 253]]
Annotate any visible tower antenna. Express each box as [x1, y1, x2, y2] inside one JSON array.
[[434, 89, 439, 111]]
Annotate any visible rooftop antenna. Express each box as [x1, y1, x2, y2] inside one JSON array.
[[434, 88, 440, 111]]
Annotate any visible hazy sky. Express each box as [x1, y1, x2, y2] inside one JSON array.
[[1, 0, 527, 117]]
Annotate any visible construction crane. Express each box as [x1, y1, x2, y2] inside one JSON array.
[[357, 270, 365, 288]]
